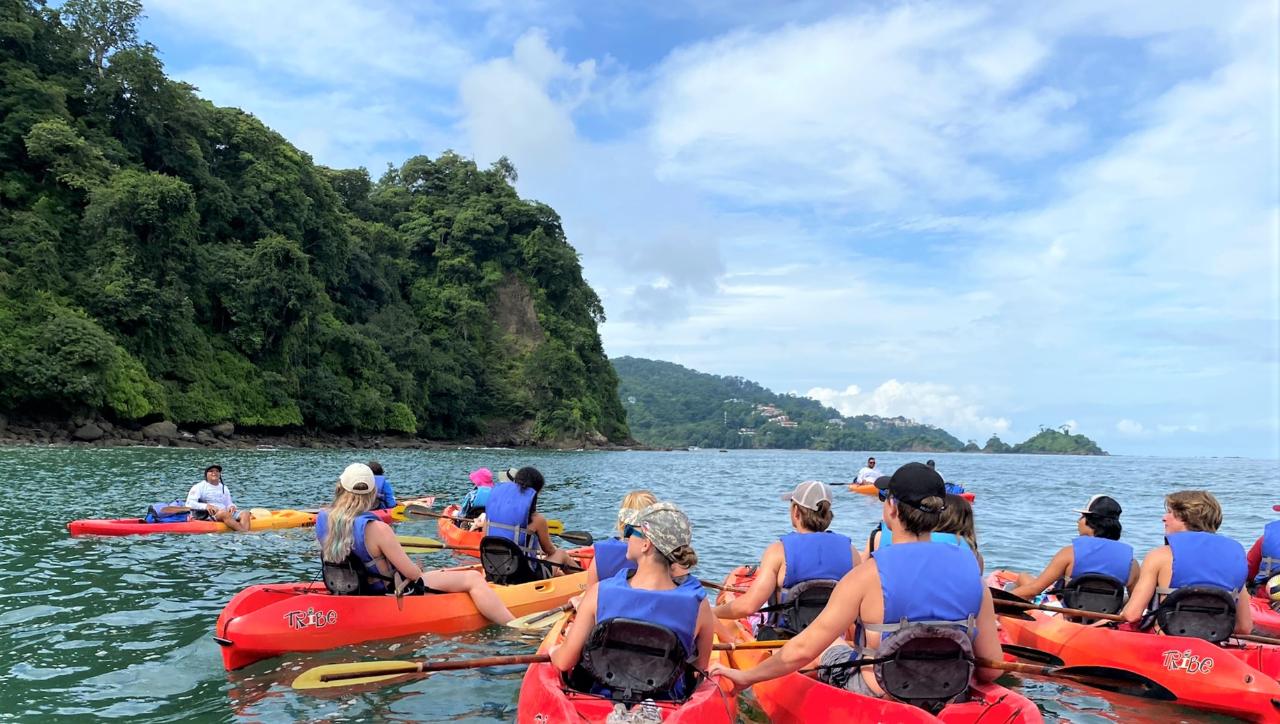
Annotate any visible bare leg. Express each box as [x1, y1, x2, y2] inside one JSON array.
[[424, 568, 515, 624]]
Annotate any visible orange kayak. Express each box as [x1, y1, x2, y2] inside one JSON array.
[[990, 570, 1280, 721], [214, 548, 592, 670], [67, 506, 398, 537], [1253, 591, 1280, 637], [437, 503, 482, 557], [517, 608, 736, 723], [717, 566, 1042, 722], [848, 485, 975, 503]]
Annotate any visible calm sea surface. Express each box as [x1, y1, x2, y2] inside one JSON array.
[[0, 447, 1276, 722]]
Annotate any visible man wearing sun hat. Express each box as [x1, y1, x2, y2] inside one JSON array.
[[1245, 503, 1280, 590], [1007, 493, 1137, 599], [713, 480, 857, 637]]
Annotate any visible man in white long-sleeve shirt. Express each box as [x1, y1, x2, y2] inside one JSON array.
[[186, 464, 251, 531]]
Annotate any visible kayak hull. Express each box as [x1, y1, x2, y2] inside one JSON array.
[[517, 609, 736, 723], [437, 503, 482, 557], [718, 566, 1041, 723], [990, 570, 1280, 721], [848, 485, 974, 503], [215, 550, 592, 670], [67, 507, 396, 537], [1253, 592, 1280, 637]]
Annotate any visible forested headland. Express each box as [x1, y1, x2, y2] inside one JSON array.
[[614, 357, 1107, 455], [0, 0, 629, 447]]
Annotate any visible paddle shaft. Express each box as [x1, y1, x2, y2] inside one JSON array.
[[995, 599, 1280, 646]]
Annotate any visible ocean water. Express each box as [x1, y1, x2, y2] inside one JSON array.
[[0, 446, 1275, 722]]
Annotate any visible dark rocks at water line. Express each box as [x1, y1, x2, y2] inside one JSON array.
[[72, 423, 105, 442]]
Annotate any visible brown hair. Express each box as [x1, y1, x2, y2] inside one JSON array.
[[793, 500, 833, 532], [937, 494, 977, 551], [1165, 490, 1223, 532], [895, 496, 945, 536], [666, 544, 698, 569]]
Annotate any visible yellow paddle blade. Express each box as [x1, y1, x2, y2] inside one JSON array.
[[249, 508, 272, 518], [292, 661, 421, 690], [397, 535, 443, 548], [546, 519, 564, 535], [506, 609, 567, 631]]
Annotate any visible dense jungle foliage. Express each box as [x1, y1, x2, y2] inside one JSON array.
[[0, 0, 628, 442]]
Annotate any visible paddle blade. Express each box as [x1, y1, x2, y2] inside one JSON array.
[[397, 535, 444, 549], [507, 609, 569, 631], [546, 519, 564, 535], [292, 661, 421, 690], [555, 530, 594, 546]]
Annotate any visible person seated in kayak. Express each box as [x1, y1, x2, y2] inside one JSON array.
[[712, 481, 858, 637], [481, 466, 572, 577], [1008, 494, 1137, 600], [366, 460, 396, 510], [925, 459, 966, 495], [711, 463, 1004, 701], [1120, 490, 1252, 635], [584, 490, 698, 588], [855, 457, 881, 484], [317, 463, 514, 623], [459, 467, 494, 524], [865, 493, 980, 571], [1245, 503, 1280, 592], [186, 464, 251, 532], [550, 502, 714, 700]]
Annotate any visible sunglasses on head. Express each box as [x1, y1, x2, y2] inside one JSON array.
[[623, 524, 646, 539]]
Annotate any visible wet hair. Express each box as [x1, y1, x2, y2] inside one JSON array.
[[937, 494, 977, 550], [1165, 490, 1223, 532], [894, 496, 945, 536], [793, 500, 833, 532], [1082, 512, 1122, 540], [617, 490, 658, 533], [366, 460, 384, 476]]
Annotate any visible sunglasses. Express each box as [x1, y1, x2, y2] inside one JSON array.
[[623, 524, 646, 540], [878, 488, 890, 502]]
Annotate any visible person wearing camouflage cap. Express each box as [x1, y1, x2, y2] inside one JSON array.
[[550, 502, 716, 699]]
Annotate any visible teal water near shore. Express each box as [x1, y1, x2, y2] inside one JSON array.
[[0, 446, 1275, 722]]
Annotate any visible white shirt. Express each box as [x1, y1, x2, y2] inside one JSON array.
[[186, 481, 234, 511], [856, 466, 882, 484]]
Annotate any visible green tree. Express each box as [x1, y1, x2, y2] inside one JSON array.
[[59, 0, 144, 77]]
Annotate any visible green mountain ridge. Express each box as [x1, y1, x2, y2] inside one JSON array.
[[613, 357, 1107, 455]]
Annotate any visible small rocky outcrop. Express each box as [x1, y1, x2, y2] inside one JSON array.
[[211, 421, 235, 437], [72, 423, 105, 442], [141, 420, 179, 440]]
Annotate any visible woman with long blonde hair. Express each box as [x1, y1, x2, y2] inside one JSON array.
[[317, 463, 514, 624]]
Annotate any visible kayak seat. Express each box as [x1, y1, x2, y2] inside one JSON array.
[[480, 535, 547, 585], [874, 625, 975, 714], [1060, 574, 1126, 617], [758, 580, 837, 636], [321, 553, 395, 596], [1153, 586, 1237, 643], [567, 617, 695, 703]]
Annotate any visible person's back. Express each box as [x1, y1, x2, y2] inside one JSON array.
[[1166, 531, 1246, 592], [485, 480, 538, 551], [1247, 514, 1280, 586], [367, 461, 396, 510]]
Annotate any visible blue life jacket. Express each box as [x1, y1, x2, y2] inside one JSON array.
[[461, 486, 492, 518], [1070, 536, 1133, 582], [1166, 531, 1247, 594], [486, 482, 538, 552], [373, 475, 396, 510], [780, 531, 854, 590], [864, 541, 983, 644], [1256, 520, 1280, 583], [944, 482, 966, 495], [594, 538, 637, 582], [144, 500, 190, 524], [317, 510, 387, 593], [882, 530, 962, 549], [596, 570, 705, 662]]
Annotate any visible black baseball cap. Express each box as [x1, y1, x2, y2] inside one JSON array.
[[875, 462, 946, 513], [204, 464, 223, 474], [1075, 495, 1122, 518]]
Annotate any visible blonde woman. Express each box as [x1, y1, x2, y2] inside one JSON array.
[[317, 463, 514, 624], [584, 490, 659, 586]]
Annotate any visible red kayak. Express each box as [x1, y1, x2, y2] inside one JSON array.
[[67, 507, 397, 537], [215, 548, 593, 670], [437, 503, 482, 558], [1253, 592, 1280, 637], [990, 570, 1280, 721], [717, 565, 1042, 723]]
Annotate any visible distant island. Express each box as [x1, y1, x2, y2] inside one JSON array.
[[612, 357, 1107, 455]]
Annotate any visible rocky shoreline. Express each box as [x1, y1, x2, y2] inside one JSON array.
[[0, 415, 649, 452]]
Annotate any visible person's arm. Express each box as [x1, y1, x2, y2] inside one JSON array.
[[185, 483, 212, 512], [551, 584, 598, 671], [1010, 546, 1072, 599], [531, 514, 557, 556], [694, 598, 714, 670], [1126, 560, 1140, 592], [972, 588, 1003, 682], [1235, 587, 1254, 634], [381, 480, 396, 509], [365, 521, 425, 580], [584, 559, 599, 587], [1121, 546, 1167, 624], [713, 543, 782, 620], [1246, 536, 1263, 583]]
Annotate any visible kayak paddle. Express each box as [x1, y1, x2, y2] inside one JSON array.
[[396, 534, 444, 549], [405, 505, 592, 546]]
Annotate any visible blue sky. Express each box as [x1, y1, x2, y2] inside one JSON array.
[[136, 0, 1279, 458]]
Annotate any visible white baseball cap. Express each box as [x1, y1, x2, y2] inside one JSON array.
[[339, 463, 376, 494], [780, 480, 832, 511]]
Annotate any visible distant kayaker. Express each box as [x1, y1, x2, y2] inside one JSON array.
[[854, 457, 881, 484], [927, 459, 966, 495], [1120, 490, 1252, 634], [366, 460, 396, 510], [317, 463, 514, 623], [549, 502, 714, 699], [866, 493, 983, 570], [482, 466, 572, 578], [1007, 494, 1137, 599], [712, 481, 858, 638], [1245, 503, 1280, 590], [185, 464, 251, 532], [459, 467, 494, 522], [711, 463, 1004, 700]]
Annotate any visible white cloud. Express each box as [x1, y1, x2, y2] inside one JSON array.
[[1062, 419, 1078, 434], [807, 380, 1011, 439], [1116, 419, 1146, 436]]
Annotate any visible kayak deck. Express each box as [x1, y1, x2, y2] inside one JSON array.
[[67, 506, 397, 537]]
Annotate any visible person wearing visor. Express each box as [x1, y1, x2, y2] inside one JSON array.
[[713, 481, 858, 637], [1007, 494, 1138, 600], [711, 463, 1002, 700], [185, 464, 252, 532]]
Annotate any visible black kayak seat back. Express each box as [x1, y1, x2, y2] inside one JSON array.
[[1060, 573, 1127, 615], [321, 553, 391, 596], [570, 617, 694, 703], [872, 623, 975, 714], [1154, 585, 1237, 644], [479, 535, 545, 585], [760, 579, 838, 636]]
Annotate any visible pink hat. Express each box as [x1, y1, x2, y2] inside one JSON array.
[[469, 468, 494, 488]]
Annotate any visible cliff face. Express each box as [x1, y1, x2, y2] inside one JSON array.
[[0, 2, 628, 444]]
